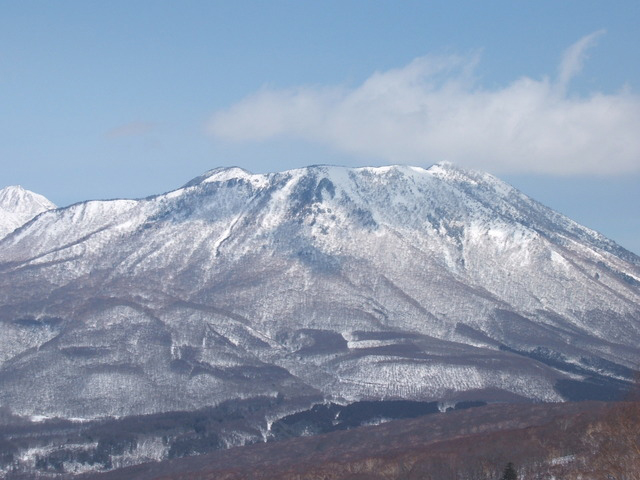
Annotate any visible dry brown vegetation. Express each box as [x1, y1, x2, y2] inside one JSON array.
[[81, 400, 640, 480], [578, 399, 640, 480]]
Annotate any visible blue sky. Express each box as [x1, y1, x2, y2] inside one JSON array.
[[1, 1, 639, 254]]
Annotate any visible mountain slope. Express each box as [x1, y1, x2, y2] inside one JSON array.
[[0, 185, 56, 239], [0, 164, 638, 423]]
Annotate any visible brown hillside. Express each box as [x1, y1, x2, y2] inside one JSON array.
[[82, 401, 639, 480]]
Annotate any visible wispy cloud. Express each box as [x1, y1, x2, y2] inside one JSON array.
[[208, 32, 640, 175], [556, 29, 605, 95]]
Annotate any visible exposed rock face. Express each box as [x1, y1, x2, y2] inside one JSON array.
[[0, 164, 638, 421]]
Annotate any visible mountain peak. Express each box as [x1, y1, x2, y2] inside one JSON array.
[[0, 184, 28, 203], [0, 185, 55, 210], [0, 162, 639, 473], [0, 185, 56, 238], [181, 166, 260, 189], [427, 161, 493, 180]]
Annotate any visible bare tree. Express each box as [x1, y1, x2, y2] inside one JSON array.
[[584, 377, 640, 480]]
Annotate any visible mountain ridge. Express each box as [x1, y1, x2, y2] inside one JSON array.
[[0, 163, 638, 417]]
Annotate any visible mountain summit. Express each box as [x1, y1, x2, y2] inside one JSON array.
[[0, 164, 638, 422], [0, 185, 56, 238]]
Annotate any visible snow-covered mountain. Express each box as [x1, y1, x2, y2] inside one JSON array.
[[0, 163, 638, 421], [0, 185, 56, 239]]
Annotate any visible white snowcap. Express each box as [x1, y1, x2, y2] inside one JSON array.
[[0, 185, 56, 239]]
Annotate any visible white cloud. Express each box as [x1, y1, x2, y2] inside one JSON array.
[[208, 32, 640, 175]]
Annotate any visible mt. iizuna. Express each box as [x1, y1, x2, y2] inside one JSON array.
[[0, 163, 638, 475]]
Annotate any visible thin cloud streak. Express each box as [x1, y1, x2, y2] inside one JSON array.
[[208, 32, 640, 175], [556, 29, 605, 95]]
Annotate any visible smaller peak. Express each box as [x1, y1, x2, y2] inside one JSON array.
[[214, 166, 253, 176], [428, 162, 497, 185], [283, 164, 341, 175], [426, 161, 460, 174], [0, 185, 56, 238], [355, 165, 397, 175], [427, 162, 485, 179], [181, 166, 256, 188], [0, 185, 56, 210], [354, 164, 429, 176], [434, 161, 455, 169], [0, 185, 26, 194]]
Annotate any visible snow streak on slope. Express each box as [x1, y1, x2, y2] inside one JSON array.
[[0, 185, 56, 239], [0, 163, 638, 420]]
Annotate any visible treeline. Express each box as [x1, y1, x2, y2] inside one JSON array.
[[0, 395, 286, 477], [71, 401, 637, 480]]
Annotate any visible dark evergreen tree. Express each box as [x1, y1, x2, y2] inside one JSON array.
[[501, 462, 517, 480]]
